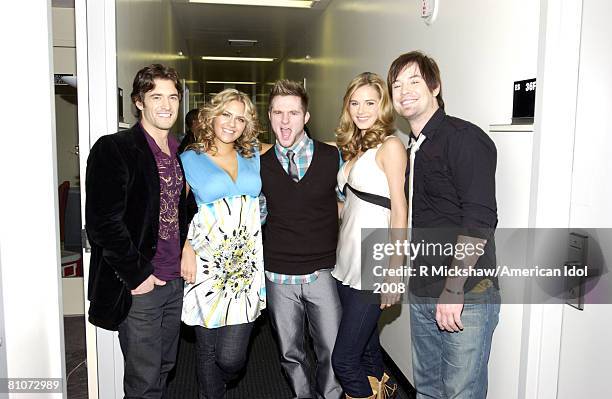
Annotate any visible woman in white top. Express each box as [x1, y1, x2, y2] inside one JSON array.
[[331, 72, 408, 399]]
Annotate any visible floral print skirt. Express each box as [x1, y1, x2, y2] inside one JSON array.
[[181, 195, 266, 328]]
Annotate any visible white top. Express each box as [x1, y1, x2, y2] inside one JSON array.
[[333, 141, 391, 290]]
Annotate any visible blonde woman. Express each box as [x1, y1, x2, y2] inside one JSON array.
[[332, 73, 407, 399], [180, 89, 266, 399]]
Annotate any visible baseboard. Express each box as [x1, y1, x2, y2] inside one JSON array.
[[381, 347, 417, 398]]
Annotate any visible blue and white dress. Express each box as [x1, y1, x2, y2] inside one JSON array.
[[180, 149, 266, 328]]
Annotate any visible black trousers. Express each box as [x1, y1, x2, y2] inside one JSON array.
[[118, 278, 183, 399]]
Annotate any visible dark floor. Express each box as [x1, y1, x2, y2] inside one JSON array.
[[64, 313, 415, 398], [64, 316, 88, 399], [167, 311, 415, 399]]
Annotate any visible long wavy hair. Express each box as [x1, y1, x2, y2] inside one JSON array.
[[186, 89, 262, 158], [336, 72, 395, 161]]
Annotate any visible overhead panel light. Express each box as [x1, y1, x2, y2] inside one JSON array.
[[228, 39, 259, 47], [206, 81, 257, 85], [201, 56, 275, 62], [189, 0, 315, 8]]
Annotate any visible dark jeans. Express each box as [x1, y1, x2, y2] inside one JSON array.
[[118, 278, 183, 399], [194, 322, 254, 399], [331, 280, 384, 397]]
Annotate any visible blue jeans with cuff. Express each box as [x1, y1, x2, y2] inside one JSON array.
[[410, 284, 500, 399]]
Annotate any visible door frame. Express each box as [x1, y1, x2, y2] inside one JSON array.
[[75, 0, 124, 397]]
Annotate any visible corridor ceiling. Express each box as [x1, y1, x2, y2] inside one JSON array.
[[171, 0, 331, 88]]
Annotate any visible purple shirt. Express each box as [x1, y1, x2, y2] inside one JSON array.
[[141, 124, 184, 281]]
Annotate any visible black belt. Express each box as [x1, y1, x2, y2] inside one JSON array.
[[343, 184, 391, 210]]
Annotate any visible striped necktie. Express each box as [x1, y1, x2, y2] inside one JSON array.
[[286, 150, 299, 182]]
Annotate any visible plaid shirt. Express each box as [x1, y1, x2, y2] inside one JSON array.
[[260, 133, 342, 285], [274, 133, 312, 180]]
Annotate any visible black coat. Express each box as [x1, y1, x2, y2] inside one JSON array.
[[85, 125, 194, 330]]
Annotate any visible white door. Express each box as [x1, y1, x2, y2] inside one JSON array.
[[556, 0, 612, 397], [75, 0, 124, 397]]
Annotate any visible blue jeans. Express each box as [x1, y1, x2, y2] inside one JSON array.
[[194, 322, 254, 399], [410, 285, 500, 399], [332, 280, 384, 397]]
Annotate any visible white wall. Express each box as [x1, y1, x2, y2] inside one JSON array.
[[55, 95, 80, 186], [0, 1, 65, 397], [53, 7, 80, 187], [278, 0, 539, 141], [53, 7, 77, 75], [116, 0, 190, 129], [556, 0, 612, 397], [277, 0, 540, 395]]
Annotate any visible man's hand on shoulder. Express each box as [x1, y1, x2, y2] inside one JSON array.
[[131, 274, 166, 295]]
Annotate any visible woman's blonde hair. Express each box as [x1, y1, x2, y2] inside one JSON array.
[[187, 89, 262, 158], [335, 72, 395, 161]]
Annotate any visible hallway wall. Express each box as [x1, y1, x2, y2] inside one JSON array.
[[116, 0, 190, 130], [276, 0, 539, 141], [276, 0, 540, 396], [53, 7, 80, 187]]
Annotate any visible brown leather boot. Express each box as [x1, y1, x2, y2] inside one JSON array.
[[378, 373, 397, 399], [367, 375, 381, 397], [367, 373, 397, 399]]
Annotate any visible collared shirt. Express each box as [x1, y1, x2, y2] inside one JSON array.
[[260, 133, 341, 285], [274, 132, 312, 180], [407, 108, 497, 230], [141, 123, 184, 281], [406, 108, 498, 296]]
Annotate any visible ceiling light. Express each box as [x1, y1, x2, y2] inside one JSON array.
[[206, 81, 257, 85], [228, 39, 258, 47], [201, 56, 275, 62], [189, 0, 315, 8]]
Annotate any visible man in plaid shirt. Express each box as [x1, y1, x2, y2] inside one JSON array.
[[259, 79, 344, 399]]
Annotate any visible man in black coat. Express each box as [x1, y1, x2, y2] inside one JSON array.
[[85, 64, 191, 398]]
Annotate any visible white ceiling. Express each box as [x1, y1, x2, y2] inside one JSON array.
[[171, 0, 331, 85]]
